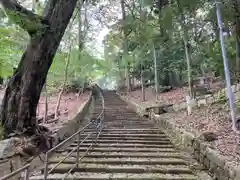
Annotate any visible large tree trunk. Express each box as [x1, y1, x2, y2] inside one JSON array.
[[0, 0, 79, 138]]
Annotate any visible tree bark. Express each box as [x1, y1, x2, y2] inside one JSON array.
[[43, 83, 48, 123], [0, 0, 79, 138], [232, 0, 240, 82], [120, 0, 131, 93], [55, 40, 72, 119], [176, 0, 194, 98], [153, 43, 159, 101], [140, 59, 145, 102]]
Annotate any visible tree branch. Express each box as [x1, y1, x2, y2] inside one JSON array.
[[0, 0, 49, 36]]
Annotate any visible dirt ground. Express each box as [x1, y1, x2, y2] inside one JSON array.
[[37, 91, 91, 132], [127, 88, 240, 167], [0, 90, 91, 133]]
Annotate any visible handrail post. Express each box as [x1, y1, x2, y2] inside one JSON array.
[[43, 153, 49, 180], [76, 133, 80, 168], [24, 167, 30, 180]]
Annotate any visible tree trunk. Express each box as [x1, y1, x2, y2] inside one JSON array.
[[32, 0, 37, 12], [43, 83, 48, 123], [0, 0, 79, 138], [183, 37, 194, 98], [176, 0, 194, 98], [78, 0, 84, 52], [120, 0, 131, 93], [232, 0, 240, 82], [153, 43, 159, 101], [140, 61, 145, 102], [55, 34, 72, 119]]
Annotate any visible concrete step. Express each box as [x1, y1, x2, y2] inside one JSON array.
[[69, 143, 174, 148], [43, 163, 193, 174], [102, 121, 152, 124], [79, 136, 170, 141], [48, 157, 186, 165], [74, 139, 171, 145], [55, 151, 183, 158], [30, 172, 198, 180], [95, 133, 168, 138], [103, 126, 156, 129], [103, 124, 153, 127], [57, 147, 176, 153], [84, 129, 163, 133]]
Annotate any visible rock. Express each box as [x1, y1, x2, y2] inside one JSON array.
[[234, 165, 240, 180], [0, 137, 21, 158], [198, 131, 218, 142], [205, 148, 226, 167]]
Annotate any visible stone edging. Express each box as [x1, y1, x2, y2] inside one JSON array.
[[51, 92, 93, 146], [118, 94, 240, 180]]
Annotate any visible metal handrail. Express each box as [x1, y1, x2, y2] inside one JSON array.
[[0, 163, 30, 180], [0, 86, 105, 180], [43, 87, 105, 180]]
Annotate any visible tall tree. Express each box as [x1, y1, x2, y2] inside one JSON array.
[[121, 0, 131, 92], [0, 0, 81, 138], [176, 0, 194, 98]]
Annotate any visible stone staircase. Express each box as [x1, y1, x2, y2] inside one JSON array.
[[30, 91, 201, 180]]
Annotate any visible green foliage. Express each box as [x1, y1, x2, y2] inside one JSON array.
[[0, 0, 110, 90], [217, 91, 227, 104], [103, 0, 240, 87], [46, 47, 110, 91], [0, 26, 26, 78], [236, 99, 240, 112]]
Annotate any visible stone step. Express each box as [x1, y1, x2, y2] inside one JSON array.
[[103, 119, 150, 122], [104, 118, 147, 120], [43, 163, 193, 174], [57, 147, 176, 153], [29, 93, 200, 180], [48, 157, 186, 165], [84, 128, 162, 133], [103, 124, 153, 127], [69, 143, 174, 148], [95, 133, 168, 138], [74, 139, 171, 145], [79, 136, 170, 141], [30, 172, 198, 180], [103, 126, 156, 129], [55, 152, 183, 159]]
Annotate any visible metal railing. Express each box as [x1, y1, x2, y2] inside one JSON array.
[[0, 163, 31, 180], [0, 86, 105, 180]]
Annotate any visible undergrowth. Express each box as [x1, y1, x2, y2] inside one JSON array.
[[0, 123, 3, 140], [217, 91, 227, 104]]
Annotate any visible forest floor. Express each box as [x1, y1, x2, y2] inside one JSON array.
[[127, 87, 240, 167], [0, 89, 91, 133], [37, 91, 91, 133], [130, 87, 187, 106]]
